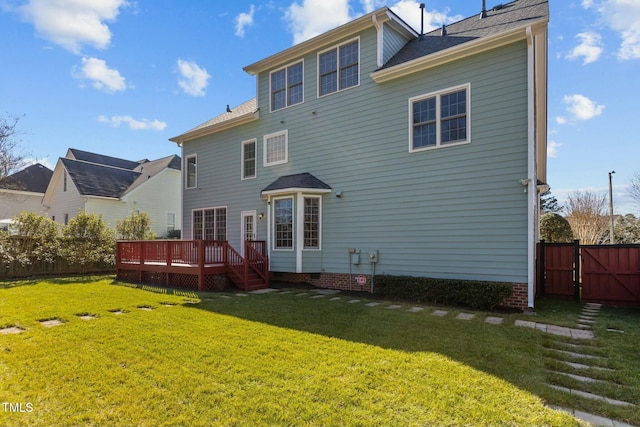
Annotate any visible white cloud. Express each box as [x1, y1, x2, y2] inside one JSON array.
[[23, 157, 54, 170], [595, 0, 640, 60], [547, 141, 561, 158], [176, 59, 210, 97], [562, 94, 605, 121], [360, 0, 385, 13], [390, 0, 463, 34], [566, 32, 603, 64], [284, 0, 352, 45], [235, 4, 255, 38], [8, 0, 128, 54], [98, 115, 167, 131], [74, 56, 127, 93], [582, 0, 594, 8]]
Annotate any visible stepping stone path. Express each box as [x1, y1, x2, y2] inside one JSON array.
[[542, 303, 638, 426], [40, 319, 64, 327], [456, 313, 475, 321], [0, 326, 25, 335]]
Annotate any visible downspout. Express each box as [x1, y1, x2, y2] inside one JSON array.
[[526, 26, 536, 309]]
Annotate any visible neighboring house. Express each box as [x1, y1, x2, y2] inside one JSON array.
[[170, 0, 549, 308], [42, 148, 182, 237], [0, 163, 53, 220]]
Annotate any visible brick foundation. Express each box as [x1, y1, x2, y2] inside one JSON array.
[[271, 272, 530, 310]]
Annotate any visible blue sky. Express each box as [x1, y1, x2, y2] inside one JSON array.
[[1, 0, 638, 214]]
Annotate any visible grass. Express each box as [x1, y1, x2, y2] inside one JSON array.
[[0, 277, 637, 426]]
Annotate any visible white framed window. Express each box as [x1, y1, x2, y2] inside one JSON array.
[[263, 130, 288, 167], [192, 207, 226, 240], [270, 61, 304, 112], [409, 83, 470, 152], [303, 196, 321, 250], [185, 154, 197, 188], [318, 38, 359, 97], [241, 139, 257, 180], [273, 197, 293, 250], [166, 212, 176, 233]]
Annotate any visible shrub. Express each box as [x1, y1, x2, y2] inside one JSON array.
[[374, 275, 513, 310], [540, 212, 574, 243], [116, 211, 156, 240], [62, 212, 115, 273]]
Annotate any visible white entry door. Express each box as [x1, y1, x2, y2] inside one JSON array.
[[241, 211, 257, 255]]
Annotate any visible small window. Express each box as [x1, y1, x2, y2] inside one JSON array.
[[273, 198, 293, 250], [63, 171, 67, 192], [64, 214, 69, 225], [318, 39, 359, 97], [241, 139, 257, 179], [185, 155, 197, 188], [303, 197, 320, 249], [410, 84, 470, 152], [167, 213, 176, 233], [263, 130, 288, 167], [271, 61, 303, 111]]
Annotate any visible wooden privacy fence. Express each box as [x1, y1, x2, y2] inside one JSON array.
[[537, 240, 640, 306]]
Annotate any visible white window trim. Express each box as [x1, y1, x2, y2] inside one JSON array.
[[263, 129, 289, 167], [241, 138, 257, 180], [191, 206, 227, 240], [269, 60, 305, 113], [408, 83, 471, 153], [317, 36, 361, 98], [185, 154, 197, 189], [301, 195, 322, 251], [272, 196, 294, 252]]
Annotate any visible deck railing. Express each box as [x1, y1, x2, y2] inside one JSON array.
[[116, 240, 268, 291]]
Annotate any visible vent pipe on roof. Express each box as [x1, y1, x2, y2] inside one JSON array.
[[419, 3, 425, 37], [480, 0, 487, 18], [441, 24, 447, 36]]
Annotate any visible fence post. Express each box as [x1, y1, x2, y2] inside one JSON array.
[[573, 239, 581, 302], [539, 240, 546, 296], [198, 240, 205, 291]]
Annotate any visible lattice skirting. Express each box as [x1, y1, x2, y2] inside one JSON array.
[[116, 269, 230, 292]]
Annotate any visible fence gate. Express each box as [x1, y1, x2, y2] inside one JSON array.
[[537, 241, 640, 306], [581, 245, 640, 305]]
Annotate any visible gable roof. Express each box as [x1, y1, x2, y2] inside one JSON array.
[[68, 148, 143, 170], [61, 158, 140, 198], [381, 0, 549, 70], [125, 154, 181, 195], [0, 163, 53, 193], [261, 173, 332, 198]]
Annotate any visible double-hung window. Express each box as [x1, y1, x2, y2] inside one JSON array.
[[271, 61, 303, 111], [303, 197, 320, 249], [263, 130, 288, 167], [410, 84, 470, 152], [241, 139, 256, 179], [185, 154, 197, 188], [273, 198, 293, 250], [318, 38, 359, 96], [192, 207, 227, 240]]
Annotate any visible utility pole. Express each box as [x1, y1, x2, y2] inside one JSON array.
[[609, 170, 615, 244]]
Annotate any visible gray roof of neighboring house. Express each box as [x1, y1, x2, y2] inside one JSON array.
[[0, 163, 53, 193], [69, 148, 144, 170], [381, 0, 549, 69], [60, 152, 181, 199], [262, 173, 332, 193]]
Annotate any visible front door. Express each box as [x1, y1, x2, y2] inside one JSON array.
[[241, 211, 256, 255]]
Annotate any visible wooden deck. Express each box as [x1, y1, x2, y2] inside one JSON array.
[[116, 240, 269, 291]]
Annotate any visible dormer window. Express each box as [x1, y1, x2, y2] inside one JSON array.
[[271, 61, 303, 111], [318, 38, 359, 97]]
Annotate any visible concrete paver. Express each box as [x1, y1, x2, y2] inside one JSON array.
[[484, 316, 504, 325], [431, 310, 448, 317], [407, 307, 424, 313], [386, 304, 402, 310], [514, 319, 536, 328], [456, 313, 475, 320], [365, 302, 381, 307]]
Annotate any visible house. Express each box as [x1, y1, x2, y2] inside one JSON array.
[[42, 148, 182, 237], [0, 163, 53, 221], [169, 0, 549, 309]]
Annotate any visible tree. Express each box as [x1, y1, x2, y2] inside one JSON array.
[[0, 114, 25, 184], [540, 212, 573, 242], [540, 190, 562, 214], [630, 172, 640, 213], [613, 214, 640, 244], [564, 191, 609, 244], [115, 211, 156, 240], [62, 212, 115, 273]]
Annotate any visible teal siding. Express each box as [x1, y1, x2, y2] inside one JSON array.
[[382, 23, 409, 64], [182, 26, 531, 283]]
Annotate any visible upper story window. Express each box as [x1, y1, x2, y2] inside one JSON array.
[[318, 38, 359, 97], [264, 130, 288, 167], [271, 61, 304, 112], [185, 154, 197, 188], [409, 84, 470, 152], [241, 139, 257, 180]]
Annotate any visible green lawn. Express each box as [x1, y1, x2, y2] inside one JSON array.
[[0, 277, 636, 426]]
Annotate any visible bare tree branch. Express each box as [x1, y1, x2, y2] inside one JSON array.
[[0, 114, 25, 183], [564, 191, 609, 244], [629, 172, 640, 212]]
